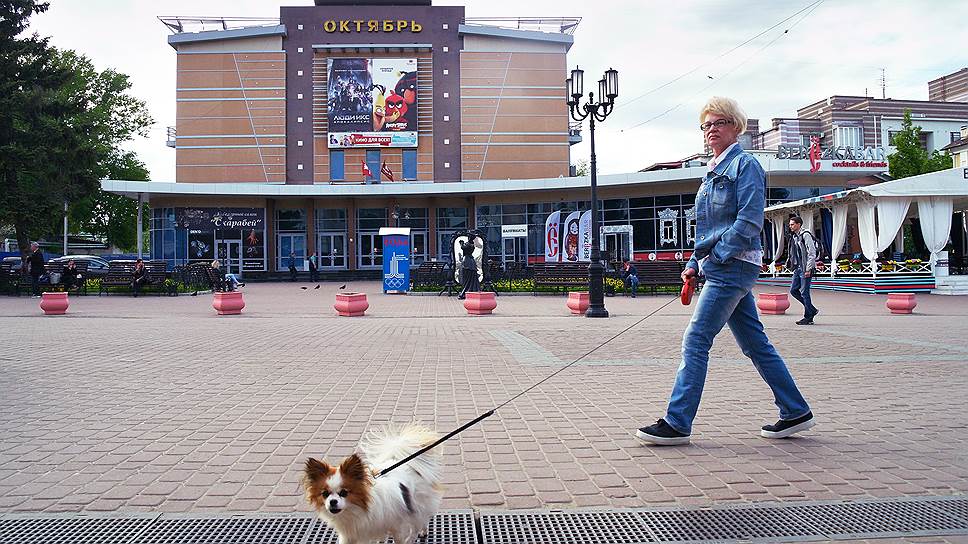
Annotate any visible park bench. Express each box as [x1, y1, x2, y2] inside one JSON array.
[[99, 260, 167, 295], [44, 260, 90, 295], [411, 261, 447, 290], [637, 260, 688, 295], [0, 262, 22, 296], [532, 262, 589, 294]]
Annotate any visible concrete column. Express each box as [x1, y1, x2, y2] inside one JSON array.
[[136, 193, 144, 259]]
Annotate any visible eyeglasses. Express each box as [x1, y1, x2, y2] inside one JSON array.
[[700, 119, 733, 132]]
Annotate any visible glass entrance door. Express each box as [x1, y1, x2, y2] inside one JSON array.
[[277, 234, 306, 271], [358, 233, 382, 269], [603, 232, 629, 263], [411, 231, 427, 265], [216, 240, 242, 275], [318, 233, 346, 269], [502, 237, 527, 264]]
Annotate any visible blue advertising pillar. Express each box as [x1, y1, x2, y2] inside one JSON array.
[[380, 227, 411, 293]]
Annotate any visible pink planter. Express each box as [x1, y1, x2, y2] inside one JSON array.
[[756, 293, 790, 315], [463, 291, 497, 315], [567, 291, 590, 315], [334, 292, 368, 317], [212, 291, 245, 315], [886, 293, 917, 314], [40, 292, 69, 315]]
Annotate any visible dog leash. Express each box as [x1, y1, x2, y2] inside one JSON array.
[[377, 294, 682, 477]]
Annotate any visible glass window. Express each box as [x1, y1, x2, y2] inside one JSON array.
[[952, 132, 962, 144], [403, 149, 417, 180], [357, 208, 386, 231], [604, 198, 627, 210], [366, 150, 380, 182], [275, 208, 307, 232], [437, 207, 467, 230], [330, 150, 345, 180], [834, 126, 862, 149], [629, 197, 654, 208], [398, 207, 428, 229], [315, 208, 347, 232]]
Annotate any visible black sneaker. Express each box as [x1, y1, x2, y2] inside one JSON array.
[[796, 317, 813, 325], [809, 307, 820, 319], [636, 419, 690, 445], [761, 411, 815, 439]]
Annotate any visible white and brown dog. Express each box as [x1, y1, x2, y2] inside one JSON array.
[[303, 423, 443, 544]]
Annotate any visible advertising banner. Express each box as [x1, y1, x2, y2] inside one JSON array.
[[579, 210, 592, 262], [381, 230, 411, 293], [327, 57, 418, 149], [561, 211, 581, 262], [175, 208, 265, 231], [544, 211, 561, 262]]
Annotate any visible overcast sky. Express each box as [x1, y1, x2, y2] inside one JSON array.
[[28, 0, 966, 181]]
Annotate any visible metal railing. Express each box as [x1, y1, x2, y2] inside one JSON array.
[[462, 17, 581, 35], [166, 126, 176, 148]]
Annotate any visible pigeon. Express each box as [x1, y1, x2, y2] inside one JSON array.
[[300, 286, 308, 290], [339, 284, 346, 290], [314, 284, 320, 290], [191, 291, 198, 296]]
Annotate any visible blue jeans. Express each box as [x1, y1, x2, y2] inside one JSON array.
[[665, 259, 810, 435], [789, 269, 818, 318], [624, 274, 639, 295], [225, 273, 240, 291]]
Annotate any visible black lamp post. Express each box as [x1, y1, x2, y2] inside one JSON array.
[[567, 66, 618, 318]]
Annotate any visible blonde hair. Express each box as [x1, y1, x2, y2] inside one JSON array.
[[699, 96, 747, 135], [211, 260, 220, 268]]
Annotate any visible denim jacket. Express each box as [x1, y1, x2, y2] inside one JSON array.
[[686, 144, 765, 272]]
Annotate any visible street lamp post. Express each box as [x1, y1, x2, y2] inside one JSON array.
[[567, 66, 618, 318]]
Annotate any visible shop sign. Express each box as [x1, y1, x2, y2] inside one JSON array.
[[501, 224, 527, 238], [175, 208, 265, 230], [777, 136, 887, 173], [322, 20, 423, 33]]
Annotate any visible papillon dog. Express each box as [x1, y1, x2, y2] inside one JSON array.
[[302, 423, 443, 544]]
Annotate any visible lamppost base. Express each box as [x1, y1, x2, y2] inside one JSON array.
[[585, 307, 609, 318]]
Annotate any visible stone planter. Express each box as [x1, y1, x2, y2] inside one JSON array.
[[886, 292, 917, 314], [566, 291, 590, 315], [212, 291, 245, 315], [756, 293, 790, 315], [463, 291, 497, 315], [334, 292, 368, 317], [40, 292, 69, 315]]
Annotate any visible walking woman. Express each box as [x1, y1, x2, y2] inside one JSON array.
[[637, 97, 815, 445]]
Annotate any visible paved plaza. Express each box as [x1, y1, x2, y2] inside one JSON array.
[[1, 283, 966, 526]]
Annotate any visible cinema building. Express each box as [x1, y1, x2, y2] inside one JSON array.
[[103, 0, 962, 280]]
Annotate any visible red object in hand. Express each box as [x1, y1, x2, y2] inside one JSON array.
[[681, 276, 697, 305]]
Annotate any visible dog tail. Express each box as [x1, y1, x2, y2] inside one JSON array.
[[361, 423, 441, 481]]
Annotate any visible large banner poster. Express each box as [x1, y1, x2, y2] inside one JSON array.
[[544, 211, 561, 262], [579, 211, 592, 262], [382, 234, 411, 293], [561, 211, 582, 262], [327, 58, 418, 148]]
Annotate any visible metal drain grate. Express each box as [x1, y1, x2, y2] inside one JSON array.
[[2, 496, 966, 543], [131, 514, 314, 544], [301, 510, 477, 544], [480, 510, 656, 543], [0, 514, 157, 544], [640, 505, 807, 542], [925, 498, 968, 524], [784, 499, 968, 540]]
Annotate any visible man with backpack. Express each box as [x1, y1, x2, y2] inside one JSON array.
[[787, 216, 819, 325]]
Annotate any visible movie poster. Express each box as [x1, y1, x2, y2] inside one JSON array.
[[327, 57, 418, 148]]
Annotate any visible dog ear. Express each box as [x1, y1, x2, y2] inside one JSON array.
[[339, 453, 369, 482], [304, 457, 332, 481]]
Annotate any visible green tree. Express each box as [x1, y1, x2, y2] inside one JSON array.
[[0, 1, 152, 255], [574, 159, 589, 176], [888, 109, 953, 180], [69, 151, 149, 252]]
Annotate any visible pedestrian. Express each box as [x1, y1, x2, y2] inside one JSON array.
[[131, 258, 148, 297], [288, 251, 298, 282], [637, 96, 815, 446], [787, 216, 820, 325], [26, 242, 45, 297], [621, 259, 639, 297], [457, 237, 479, 300], [308, 250, 319, 282]]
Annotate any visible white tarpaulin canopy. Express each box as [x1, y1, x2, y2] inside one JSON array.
[[764, 167, 968, 269]]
